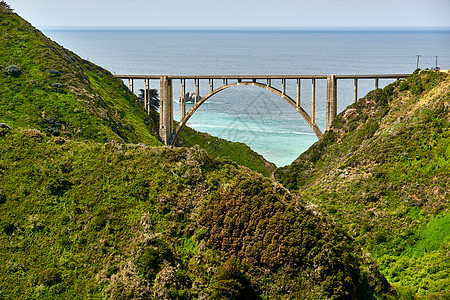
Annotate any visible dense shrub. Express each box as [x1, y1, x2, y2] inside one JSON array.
[[199, 174, 390, 298], [136, 240, 172, 282], [48, 69, 60, 77], [0, 188, 5, 204], [47, 177, 73, 196], [0, 123, 12, 137], [90, 209, 109, 231], [106, 265, 119, 278], [2, 223, 15, 235], [4, 64, 21, 77], [398, 80, 409, 91], [40, 117, 65, 136], [210, 256, 256, 300], [0, 1, 13, 11], [41, 268, 62, 286]]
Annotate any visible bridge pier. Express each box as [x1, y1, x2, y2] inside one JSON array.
[[160, 76, 173, 145], [311, 79, 316, 125], [326, 75, 337, 131]]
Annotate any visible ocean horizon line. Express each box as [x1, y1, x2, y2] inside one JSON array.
[[41, 25, 450, 32]]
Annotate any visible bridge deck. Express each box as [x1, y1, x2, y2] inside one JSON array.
[[114, 74, 410, 80]]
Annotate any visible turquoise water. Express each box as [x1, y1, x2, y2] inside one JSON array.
[[44, 29, 450, 166]]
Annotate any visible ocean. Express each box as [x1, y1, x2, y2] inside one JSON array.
[[43, 29, 450, 166]]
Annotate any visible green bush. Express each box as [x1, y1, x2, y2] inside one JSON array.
[[4, 64, 21, 77], [136, 247, 164, 282], [41, 268, 62, 286], [91, 209, 109, 231], [135, 240, 171, 282], [398, 81, 409, 91], [0, 123, 12, 137], [106, 265, 119, 278], [40, 117, 65, 136], [375, 233, 387, 243], [91, 215, 108, 231], [0, 188, 6, 204], [0, 1, 13, 11], [2, 223, 15, 235], [210, 256, 256, 300]]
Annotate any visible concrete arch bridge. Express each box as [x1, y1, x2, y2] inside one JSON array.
[[114, 74, 409, 145]]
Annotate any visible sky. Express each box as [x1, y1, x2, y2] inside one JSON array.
[[6, 0, 450, 28]]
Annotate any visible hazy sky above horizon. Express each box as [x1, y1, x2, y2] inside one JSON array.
[[6, 0, 450, 28]]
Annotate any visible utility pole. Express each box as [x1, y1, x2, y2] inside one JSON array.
[[416, 55, 421, 69], [435, 56, 438, 69]]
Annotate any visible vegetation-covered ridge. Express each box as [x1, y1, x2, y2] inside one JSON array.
[[0, 5, 160, 145], [0, 130, 394, 299], [275, 70, 450, 298], [0, 4, 273, 176], [175, 125, 276, 176]]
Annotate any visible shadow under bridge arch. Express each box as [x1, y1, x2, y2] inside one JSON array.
[[169, 81, 323, 146]]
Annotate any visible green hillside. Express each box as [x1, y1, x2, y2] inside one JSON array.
[[0, 5, 160, 145], [0, 4, 397, 298], [0, 4, 273, 176], [176, 126, 276, 177], [0, 130, 394, 299], [275, 70, 450, 298]]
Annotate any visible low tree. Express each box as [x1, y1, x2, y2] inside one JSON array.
[[137, 88, 159, 111], [0, 1, 13, 11]]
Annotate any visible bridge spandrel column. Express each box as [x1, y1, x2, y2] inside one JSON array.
[[311, 79, 316, 125], [160, 76, 173, 145], [326, 75, 337, 131]]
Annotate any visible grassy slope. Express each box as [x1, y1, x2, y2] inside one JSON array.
[[0, 6, 273, 176], [176, 125, 276, 177], [0, 130, 394, 299], [275, 70, 450, 298], [0, 6, 161, 145]]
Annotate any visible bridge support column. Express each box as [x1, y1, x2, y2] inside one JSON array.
[[181, 79, 186, 119], [160, 76, 173, 145], [144, 79, 148, 113], [194, 79, 199, 104], [311, 79, 316, 125], [326, 75, 337, 131]]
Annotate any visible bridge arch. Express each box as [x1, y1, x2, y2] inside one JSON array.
[[169, 81, 323, 146]]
